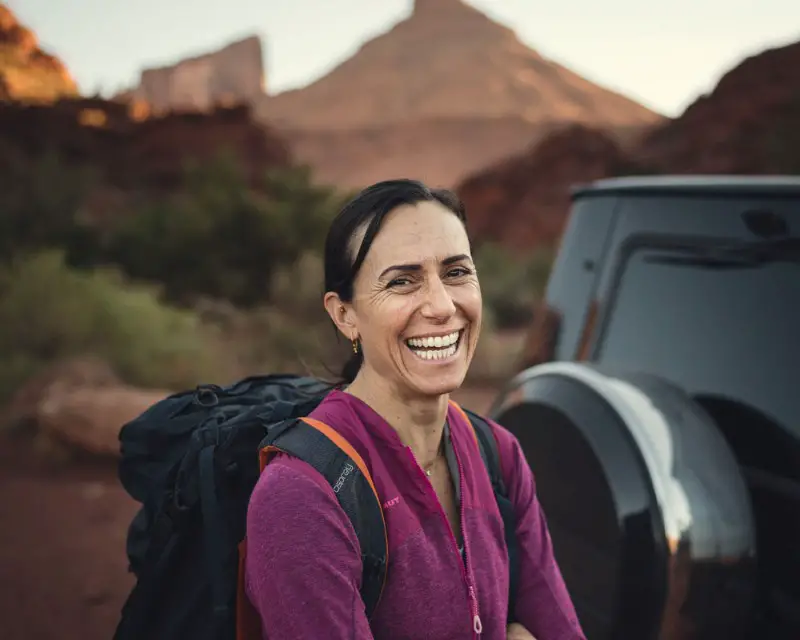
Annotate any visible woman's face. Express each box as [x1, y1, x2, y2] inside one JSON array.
[[335, 201, 482, 399]]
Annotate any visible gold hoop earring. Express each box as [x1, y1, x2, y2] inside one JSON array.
[[352, 338, 359, 354]]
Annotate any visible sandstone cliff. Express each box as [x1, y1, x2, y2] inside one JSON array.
[[129, 35, 266, 114], [0, 5, 77, 102], [457, 38, 800, 250], [260, 0, 659, 131], [256, 0, 660, 189]]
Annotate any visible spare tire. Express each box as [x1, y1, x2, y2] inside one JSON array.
[[489, 362, 758, 640]]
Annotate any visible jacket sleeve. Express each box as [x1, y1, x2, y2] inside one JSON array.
[[244, 453, 374, 639], [490, 421, 587, 640]]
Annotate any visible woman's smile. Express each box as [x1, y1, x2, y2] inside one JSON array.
[[404, 328, 464, 363]]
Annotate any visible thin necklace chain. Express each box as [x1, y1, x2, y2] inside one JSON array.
[[423, 438, 445, 477]]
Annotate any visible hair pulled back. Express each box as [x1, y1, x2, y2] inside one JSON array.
[[323, 179, 468, 383]]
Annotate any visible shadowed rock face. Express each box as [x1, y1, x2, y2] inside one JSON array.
[[458, 124, 627, 250], [258, 0, 659, 132], [0, 98, 291, 192], [635, 40, 800, 175], [127, 35, 266, 114], [0, 5, 77, 103], [457, 38, 800, 251]]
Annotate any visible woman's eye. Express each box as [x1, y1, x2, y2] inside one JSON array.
[[388, 277, 412, 288], [447, 267, 472, 278]]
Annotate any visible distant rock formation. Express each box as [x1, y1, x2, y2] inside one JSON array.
[[259, 0, 659, 131], [0, 5, 78, 102], [456, 38, 800, 250], [255, 0, 659, 188], [128, 35, 266, 114]]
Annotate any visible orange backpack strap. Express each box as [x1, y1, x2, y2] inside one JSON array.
[[448, 400, 506, 493], [247, 417, 388, 621], [449, 400, 480, 447]]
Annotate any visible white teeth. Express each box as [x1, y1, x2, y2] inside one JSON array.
[[411, 343, 457, 361], [406, 331, 460, 349]]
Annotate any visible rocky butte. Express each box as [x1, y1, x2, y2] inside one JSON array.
[[0, 5, 78, 102], [256, 0, 662, 189], [126, 35, 266, 114], [0, 11, 288, 195], [261, 0, 658, 130]]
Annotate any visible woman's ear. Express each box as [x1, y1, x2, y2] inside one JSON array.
[[323, 291, 358, 340]]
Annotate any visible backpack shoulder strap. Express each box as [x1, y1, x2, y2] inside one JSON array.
[[448, 401, 506, 493], [449, 401, 521, 624], [259, 417, 388, 620], [456, 404, 506, 493]]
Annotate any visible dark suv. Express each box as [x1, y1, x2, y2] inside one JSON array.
[[489, 176, 800, 640]]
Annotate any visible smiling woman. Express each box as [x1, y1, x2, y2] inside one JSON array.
[[326, 192, 482, 403], [244, 179, 585, 640]]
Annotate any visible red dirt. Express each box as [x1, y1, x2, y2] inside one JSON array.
[[0, 435, 138, 640], [0, 386, 499, 640]]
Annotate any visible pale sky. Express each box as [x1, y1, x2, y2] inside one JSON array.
[[8, 0, 799, 117]]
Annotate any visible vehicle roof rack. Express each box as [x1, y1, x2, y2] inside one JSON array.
[[572, 175, 800, 199]]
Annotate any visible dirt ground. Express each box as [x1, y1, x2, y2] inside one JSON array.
[[0, 436, 138, 640], [0, 386, 498, 640]]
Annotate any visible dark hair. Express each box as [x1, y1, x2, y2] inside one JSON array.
[[324, 179, 468, 383]]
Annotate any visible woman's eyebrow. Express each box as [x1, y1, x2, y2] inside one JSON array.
[[442, 254, 471, 265], [378, 254, 471, 278], [379, 263, 421, 278]]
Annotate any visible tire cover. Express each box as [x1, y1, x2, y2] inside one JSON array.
[[490, 362, 757, 640]]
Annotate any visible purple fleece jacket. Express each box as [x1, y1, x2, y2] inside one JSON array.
[[245, 390, 585, 639]]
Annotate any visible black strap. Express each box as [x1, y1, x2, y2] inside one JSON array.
[[198, 445, 231, 634], [113, 491, 184, 639], [262, 420, 387, 620], [464, 409, 521, 625]]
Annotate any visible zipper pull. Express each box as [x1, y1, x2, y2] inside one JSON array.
[[468, 586, 483, 634]]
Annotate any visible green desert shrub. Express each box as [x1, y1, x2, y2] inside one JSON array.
[[0, 250, 227, 403]]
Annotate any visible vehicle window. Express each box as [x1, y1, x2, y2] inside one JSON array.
[[593, 246, 800, 438], [545, 196, 616, 360]]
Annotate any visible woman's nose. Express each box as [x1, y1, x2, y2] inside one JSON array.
[[421, 276, 456, 319]]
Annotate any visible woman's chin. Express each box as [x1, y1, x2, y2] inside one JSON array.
[[406, 367, 468, 398]]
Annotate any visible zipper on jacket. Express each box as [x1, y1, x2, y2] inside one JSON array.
[[455, 445, 483, 636], [406, 447, 483, 636]]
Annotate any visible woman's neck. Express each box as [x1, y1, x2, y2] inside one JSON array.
[[346, 368, 449, 467]]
